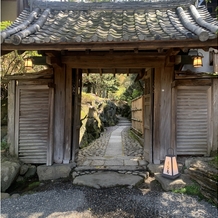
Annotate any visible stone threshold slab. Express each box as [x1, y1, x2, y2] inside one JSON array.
[[73, 171, 143, 189], [75, 165, 147, 171]]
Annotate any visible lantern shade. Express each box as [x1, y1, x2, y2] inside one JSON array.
[[24, 58, 33, 69], [162, 155, 180, 180], [193, 56, 203, 68]]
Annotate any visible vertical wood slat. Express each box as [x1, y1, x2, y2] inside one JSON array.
[[171, 87, 177, 156], [131, 96, 143, 135], [176, 86, 210, 155], [8, 80, 16, 156], [47, 87, 54, 166], [15, 85, 50, 164], [212, 79, 218, 152], [63, 65, 72, 164], [54, 65, 66, 164]]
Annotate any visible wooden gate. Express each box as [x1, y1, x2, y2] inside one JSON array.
[[15, 85, 53, 164], [175, 86, 211, 155]]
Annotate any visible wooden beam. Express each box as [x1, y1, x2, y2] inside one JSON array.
[[2, 38, 217, 51], [165, 48, 181, 67], [62, 54, 165, 68]]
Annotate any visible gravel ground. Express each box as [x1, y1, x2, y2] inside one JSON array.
[[1, 180, 217, 218]]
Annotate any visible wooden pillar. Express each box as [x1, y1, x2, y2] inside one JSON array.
[[153, 66, 174, 163], [72, 69, 82, 162], [160, 66, 174, 161], [7, 80, 16, 156], [63, 65, 73, 164], [153, 68, 162, 164], [53, 65, 66, 164]]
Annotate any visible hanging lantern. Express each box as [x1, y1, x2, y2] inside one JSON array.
[[162, 148, 180, 180], [24, 58, 33, 70], [192, 50, 204, 68]]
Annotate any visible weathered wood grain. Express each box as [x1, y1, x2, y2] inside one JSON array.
[[7, 80, 16, 155], [53, 65, 66, 164]]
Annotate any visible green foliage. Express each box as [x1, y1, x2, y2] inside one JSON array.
[[0, 21, 12, 31], [82, 74, 119, 98], [0, 140, 9, 151], [209, 155, 218, 169], [173, 184, 203, 199]]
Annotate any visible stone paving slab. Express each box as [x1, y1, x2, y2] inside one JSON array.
[[73, 171, 143, 189], [75, 165, 147, 171], [124, 159, 138, 166], [104, 159, 124, 166], [91, 160, 105, 166]]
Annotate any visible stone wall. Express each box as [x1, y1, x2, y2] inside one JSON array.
[[185, 157, 218, 206]]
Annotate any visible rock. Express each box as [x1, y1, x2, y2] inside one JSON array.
[[1, 193, 10, 200], [73, 171, 143, 189], [11, 194, 20, 198], [72, 171, 79, 179], [147, 164, 163, 174], [154, 173, 194, 191], [16, 176, 24, 182], [185, 158, 218, 205], [37, 163, 76, 181], [1, 161, 20, 192], [20, 164, 29, 176], [24, 165, 36, 179]]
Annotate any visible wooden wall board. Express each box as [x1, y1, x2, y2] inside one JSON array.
[[212, 79, 218, 152], [7, 80, 16, 155]]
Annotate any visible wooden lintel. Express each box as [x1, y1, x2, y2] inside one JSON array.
[[166, 48, 181, 56], [62, 54, 165, 68]]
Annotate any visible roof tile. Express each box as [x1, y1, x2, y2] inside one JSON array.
[[1, 2, 217, 45]]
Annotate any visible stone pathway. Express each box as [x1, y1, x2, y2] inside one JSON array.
[[75, 116, 194, 190], [77, 116, 146, 169]]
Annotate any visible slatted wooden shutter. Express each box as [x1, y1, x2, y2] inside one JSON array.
[[15, 85, 50, 164], [176, 86, 211, 155]]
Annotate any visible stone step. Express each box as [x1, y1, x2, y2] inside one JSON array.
[[75, 165, 147, 172], [73, 171, 146, 189]]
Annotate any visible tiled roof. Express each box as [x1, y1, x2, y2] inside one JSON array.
[[1, 1, 218, 46]]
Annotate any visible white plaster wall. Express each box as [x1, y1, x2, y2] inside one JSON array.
[[182, 48, 218, 74]]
